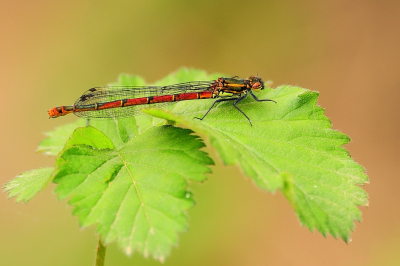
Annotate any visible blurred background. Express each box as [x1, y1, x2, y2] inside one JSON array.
[[1, 0, 399, 265]]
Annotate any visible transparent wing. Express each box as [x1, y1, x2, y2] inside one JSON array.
[[73, 81, 215, 119]]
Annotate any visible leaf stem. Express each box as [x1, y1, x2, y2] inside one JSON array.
[[95, 237, 107, 266]]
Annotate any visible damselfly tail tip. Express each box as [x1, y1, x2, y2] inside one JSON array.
[[48, 107, 63, 118], [48, 108, 57, 118], [48, 105, 75, 118]]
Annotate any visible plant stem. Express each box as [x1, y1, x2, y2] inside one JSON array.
[[95, 237, 107, 266]]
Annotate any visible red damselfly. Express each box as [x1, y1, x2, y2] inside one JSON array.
[[48, 76, 276, 125]]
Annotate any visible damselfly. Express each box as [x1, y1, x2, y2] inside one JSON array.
[[48, 76, 276, 125]]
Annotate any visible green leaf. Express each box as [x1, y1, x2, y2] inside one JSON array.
[[63, 126, 115, 150], [3, 167, 54, 203], [87, 118, 138, 149], [42, 68, 368, 253], [37, 118, 137, 156], [37, 120, 87, 156], [53, 125, 213, 260], [145, 84, 369, 242]]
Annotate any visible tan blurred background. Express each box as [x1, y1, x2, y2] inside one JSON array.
[[1, 1, 399, 265]]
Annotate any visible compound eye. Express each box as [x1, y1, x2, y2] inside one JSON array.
[[252, 82, 262, 91]]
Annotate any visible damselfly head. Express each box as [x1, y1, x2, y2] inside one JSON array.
[[248, 76, 264, 91]]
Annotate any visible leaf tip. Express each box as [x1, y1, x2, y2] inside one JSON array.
[[342, 234, 352, 243]]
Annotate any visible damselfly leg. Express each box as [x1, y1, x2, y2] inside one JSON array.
[[194, 97, 240, 122], [233, 93, 252, 126], [194, 90, 276, 126], [249, 90, 277, 103]]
